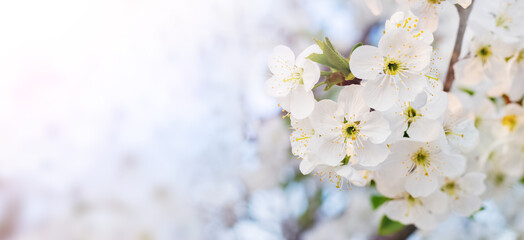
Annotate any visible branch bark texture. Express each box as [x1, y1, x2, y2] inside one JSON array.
[[443, 1, 475, 92]]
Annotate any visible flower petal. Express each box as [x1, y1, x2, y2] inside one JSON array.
[[437, 152, 466, 177], [397, 71, 427, 102], [289, 85, 316, 119], [337, 85, 370, 118], [268, 45, 295, 74], [420, 90, 448, 119], [405, 172, 438, 197], [359, 111, 391, 144], [317, 135, 346, 166], [457, 172, 486, 196], [452, 195, 482, 217], [363, 75, 398, 111], [349, 45, 383, 80], [296, 44, 322, 67], [407, 117, 443, 142], [309, 99, 342, 135], [264, 76, 294, 97], [355, 140, 389, 167], [300, 60, 320, 91], [420, 190, 448, 214]]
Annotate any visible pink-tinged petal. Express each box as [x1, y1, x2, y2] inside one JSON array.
[[268, 45, 295, 74], [354, 140, 389, 167], [457, 0, 472, 8], [365, 0, 382, 15], [337, 85, 370, 118], [460, 59, 484, 86], [264, 76, 294, 97], [419, 8, 439, 32], [363, 75, 398, 111], [301, 60, 320, 91], [405, 172, 438, 197], [349, 45, 383, 80], [309, 99, 342, 135], [359, 111, 391, 144], [289, 86, 316, 119], [407, 117, 443, 142]]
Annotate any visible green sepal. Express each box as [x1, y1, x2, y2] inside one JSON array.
[[351, 42, 363, 54], [370, 195, 392, 210], [341, 155, 350, 166]]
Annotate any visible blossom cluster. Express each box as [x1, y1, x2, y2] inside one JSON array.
[[265, 0, 524, 232]]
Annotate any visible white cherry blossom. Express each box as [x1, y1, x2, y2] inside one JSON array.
[[265, 45, 321, 119], [350, 30, 432, 111], [382, 190, 448, 230], [396, 0, 472, 32], [442, 93, 479, 151], [385, 11, 434, 44], [309, 85, 391, 167], [454, 32, 512, 89], [439, 172, 486, 216], [377, 137, 466, 197], [493, 103, 524, 138], [383, 90, 448, 142]]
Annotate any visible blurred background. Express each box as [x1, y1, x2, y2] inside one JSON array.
[[0, 0, 522, 239]]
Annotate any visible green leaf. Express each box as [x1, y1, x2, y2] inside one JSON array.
[[370, 195, 392, 210], [520, 176, 524, 184], [320, 71, 332, 76], [378, 215, 405, 236], [307, 37, 351, 76]]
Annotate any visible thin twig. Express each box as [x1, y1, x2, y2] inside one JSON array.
[[443, 1, 475, 92]]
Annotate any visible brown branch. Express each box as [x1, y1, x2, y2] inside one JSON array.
[[443, 1, 475, 92]]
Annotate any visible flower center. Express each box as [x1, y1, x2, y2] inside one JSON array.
[[517, 50, 524, 63], [441, 181, 457, 196], [404, 106, 419, 126], [494, 6, 512, 29], [283, 67, 304, 84], [383, 58, 403, 75], [427, 0, 443, 4], [409, 147, 431, 176], [494, 173, 505, 186], [502, 114, 517, 131], [342, 121, 360, 141], [476, 45, 492, 63]]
